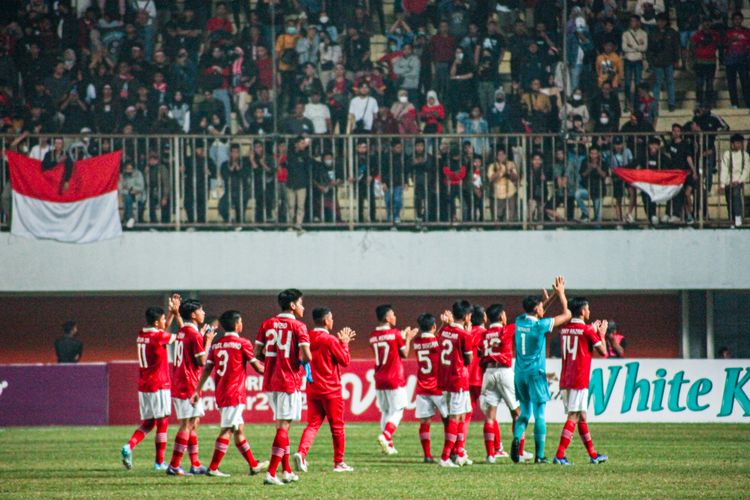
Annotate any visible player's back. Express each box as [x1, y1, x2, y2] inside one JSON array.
[[256, 313, 310, 393], [514, 313, 553, 376], [468, 325, 485, 387], [209, 333, 254, 407], [136, 327, 172, 392], [480, 324, 513, 368], [437, 323, 470, 392], [412, 333, 441, 396], [559, 319, 601, 390], [369, 326, 406, 390], [307, 327, 349, 399], [172, 323, 206, 399]]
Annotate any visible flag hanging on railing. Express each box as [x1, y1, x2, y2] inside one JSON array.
[[612, 168, 689, 203], [6, 150, 123, 243]]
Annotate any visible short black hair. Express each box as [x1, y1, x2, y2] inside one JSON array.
[[312, 307, 332, 325], [179, 299, 203, 321], [417, 313, 436, 332], [63, 320, 77, 335], [569, 297, 590, 317], [471, 305, 486, 326], [487, 304, 505, 323], [219, 310, 242, 332], [145, 306, 165, 324], [376, 304, 393, 322], [522, 296, 543, 314], [452, 300, 473, 320], [278, 288, 303, 310]]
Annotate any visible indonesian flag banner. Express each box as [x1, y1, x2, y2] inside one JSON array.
[[7, 150, 123, 243], [613, 168, 689, 203]]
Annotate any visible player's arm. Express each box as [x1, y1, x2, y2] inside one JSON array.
[[195, 325, 216, 366], [166, 293, 184, 329], [592, 320, 608, 356], [191, 361, 214, 404], [540, 286, 557, 315], [551, 275, 572, 327], [298, 325, 312, 363], [400, 327, 418, 358], [462, 330, 473, 366], [244, 341, 265, 374], [250, 358, 265, 374], [333, 327, 355, 367], [255, 326, 266, 361]]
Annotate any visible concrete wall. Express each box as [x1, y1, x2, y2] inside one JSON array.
[[0, 230, 747, 292]]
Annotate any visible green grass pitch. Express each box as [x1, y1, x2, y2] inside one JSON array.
[[1, 423, 748, 498]]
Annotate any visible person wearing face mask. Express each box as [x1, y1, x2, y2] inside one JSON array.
[[391, 89, 420, 135], [317, 12, 338, 42], [590, 81, 622, 129], [276, 17, 302, 112], [448, 47, 475, 123], [312, 150, 343, 223], [560, 89, 589, 130], [420, 90, 446, 134], [488, 89, 511, 134]]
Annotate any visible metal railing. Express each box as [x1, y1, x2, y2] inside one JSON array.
[[0, 131, 747, 231]]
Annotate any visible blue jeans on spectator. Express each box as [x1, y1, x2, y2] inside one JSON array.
[[569, 64, 585, 93], [213, 88, 232, 127], [141, 23, 156, 61], [385, 186, 403, 222], [652, 65, 675, 109], [123, 193, 144, 223], [624, 60, 642, 108], [575, 188, 601, 222]]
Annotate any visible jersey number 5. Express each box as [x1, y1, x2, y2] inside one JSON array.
[[417, 350, 432, 374]]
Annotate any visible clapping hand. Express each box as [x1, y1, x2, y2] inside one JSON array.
[[337, 327, 356, 345]]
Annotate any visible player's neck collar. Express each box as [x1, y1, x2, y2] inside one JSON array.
[[278, 312, 295, 320], [185, 322, 199, 330], [224, 331, 239, 337], [489, 322, 504, 328], [312, 327, 329, 332], [375, 324, 392, 330], [570, 318, 585, 324], [142, 326, 159, 332], [450, 322, 466, 329]]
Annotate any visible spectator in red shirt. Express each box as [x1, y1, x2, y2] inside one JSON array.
[[723, 12, 750, 109], [420, 90, 445, 133], [206, 1, 235, 46], [440, 142, 467, 222], [199, 45, 232, 126], [429, 21, 456, 100], [690, 19, 720, 107]]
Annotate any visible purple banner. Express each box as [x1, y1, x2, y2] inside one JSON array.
[[0, 363, 108, 426]]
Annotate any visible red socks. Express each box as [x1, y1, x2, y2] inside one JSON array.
[[441, 420, 458, 461], [210, 437, 230, 471], [419, 423, 431, 459], [483, 421, 495, 457], [383, 421, 397, 442], [494, 421, 501, 452], [155, 417, 168, 464], [269, 428, 289, 477], [169, 431, 189, 468], [555, 419, 576, 459], [453, 420, 467, 457], [237, 439, 259, 468], [578, 421, 597, 459], [187, 431, 201, 467], [127, 419, 155, 450]]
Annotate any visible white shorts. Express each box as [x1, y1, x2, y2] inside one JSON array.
[[444, 390, 472, 416], [415, 394, 448, 419], [562, 388, 589, 413], [479, 367, 520, 413], [268, 391, 303, 421], [376, 388, 408, 415], [172, 397, 205, 420], [138, 389, 171, 420], [219, 404, 245, 430]]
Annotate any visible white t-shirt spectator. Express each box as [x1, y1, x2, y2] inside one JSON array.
[[304, 103, 331, 134], [348, 96, 379, 131]]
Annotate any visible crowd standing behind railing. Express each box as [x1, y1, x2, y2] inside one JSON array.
[[1, 130, 747, 230]]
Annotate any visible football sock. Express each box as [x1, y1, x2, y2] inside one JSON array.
[[127, 418, 155, 450], [237, 439, 259, 468], [188, 431, 201, 467], [268, 428, 287, 476], [532, 402, 547, 459], [455, 421, 467, 456], [210, 437, 229, 471], [483, 421, 495, 457], [514, 402, 531, 440], [169, 431, 189, 468], [383, 421, 398, 442], [282, 443, 292, 474], [155, 417, 169, 464], [493, 420, 501, 451], [419, 423, 431, 458], [441, 419, 458, 461], [555, 419, 576, 459], [520, 434, 526, 455], [578, 421, 597, 459]]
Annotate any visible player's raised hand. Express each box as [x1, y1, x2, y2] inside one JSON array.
[[440, 310, 454, 324], [170, 293, 181, 313], [202, 324, 216, 343], [598, 319, 608, 336], [337, 327, 356, 345], [403, 327, 419, 342], [553, 275, 566, 294]]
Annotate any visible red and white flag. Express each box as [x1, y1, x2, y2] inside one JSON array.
[[7, 150, 123, 243], [613, 168, 689, 203]]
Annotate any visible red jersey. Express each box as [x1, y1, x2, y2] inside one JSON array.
[[412, 333, 441, 396], [369, 326, 406, 390], [171, 323, 207, 399], [559, 319, 603, 390], [136, 327, 173, 392], [306, 328, 350, 400], [437, 323, 472, 392], [255, 313, 310, 393], [479, 323, 514, 368], [468, 325, 485, 387], [207, 332, 255, 408]]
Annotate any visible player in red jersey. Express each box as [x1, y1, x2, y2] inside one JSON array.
[[478, 304, 533, 463], [463, 305, 486, 457], [412, 313, 448, 463], [191, 310, 268, 477], [370, 304, 418, 456], [255, 289, 312, 486], [167, 299, 216, 476], [553, 297, 608, 465], [120, 296, 183, 471], [293, 307, 356, 473], [437, 300, 473, 468]]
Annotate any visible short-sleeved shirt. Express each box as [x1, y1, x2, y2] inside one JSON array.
[[437, 323, 472, 392], [559, 319, 603, 390], [479, 323, 514, 368], [468, 325, 485, 387], [171, 323, 207, 399], [136, 327, 173, 392], [307, 327, 350, 400], [369, 326, 406, 390], [514, 314, 554, 377], [54, 336, 83, 363], [256, 312, 310, 393], [412, 333, 441, 396], [207, 332, 255, 407]]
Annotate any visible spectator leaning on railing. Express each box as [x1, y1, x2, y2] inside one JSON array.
[[719, 134, 750, 228]]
